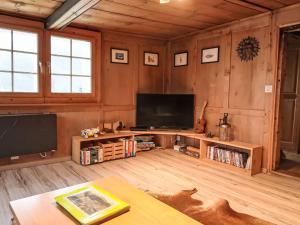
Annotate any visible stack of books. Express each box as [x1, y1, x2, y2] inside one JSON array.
[[135, 135, 155, 151], [207, 145, 251, 169]]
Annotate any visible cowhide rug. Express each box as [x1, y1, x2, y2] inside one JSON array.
[[149, 188, 275, 225]]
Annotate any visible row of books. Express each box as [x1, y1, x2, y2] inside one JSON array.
[[119, 138, 137, 158], [207, 145, 251, 169], [81, 146, 103, 165], [80, 138, 137, 165]]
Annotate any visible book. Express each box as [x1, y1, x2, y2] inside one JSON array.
[[55, 184, 130, 225], [206, 145, 249, 169]]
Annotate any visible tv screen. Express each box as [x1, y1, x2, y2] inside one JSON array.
[[136, 94, 194, 129], [0, 114, 57, 158]]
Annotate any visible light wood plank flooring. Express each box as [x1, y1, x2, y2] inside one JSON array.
[[1, 149, 300, 225]]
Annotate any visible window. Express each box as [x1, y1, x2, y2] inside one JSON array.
[[0, 28, 39, 93], [50, 36, 92, 94]]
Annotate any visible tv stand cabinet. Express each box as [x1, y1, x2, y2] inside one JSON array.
[[72, 130, 263, 176]]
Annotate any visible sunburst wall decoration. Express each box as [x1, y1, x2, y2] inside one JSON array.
[[236, 36, 260, 62]]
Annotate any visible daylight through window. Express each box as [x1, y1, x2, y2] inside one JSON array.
[[50, 36, 92, 94], [0, 28, 38, 93]]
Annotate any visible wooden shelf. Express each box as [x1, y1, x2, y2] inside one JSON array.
[[72, 132, 135, 164], [196, 134, 262, 150], [199, 137, 262, 175], [202, 158, 251, 175], [72, 130, 263, 175], [72, 132, 134, 142]]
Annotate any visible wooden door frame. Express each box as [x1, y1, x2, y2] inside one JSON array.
[[269, 24, 300, 171]]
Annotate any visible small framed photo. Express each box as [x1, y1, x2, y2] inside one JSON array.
[[201, 46, 219, 64], [174, 51, 188, 67], [111, 48, 129, 64], [144, 52, 159, 66]]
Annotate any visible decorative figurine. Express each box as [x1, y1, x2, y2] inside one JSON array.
[[217, 113, 231, 141], [81, 127, 100, 139]]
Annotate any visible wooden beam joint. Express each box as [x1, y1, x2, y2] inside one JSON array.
[[46, 0, 101, 30]]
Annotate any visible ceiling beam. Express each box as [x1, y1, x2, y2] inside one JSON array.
[[224, 0, 272, 12], [45, 0, 101, 30]]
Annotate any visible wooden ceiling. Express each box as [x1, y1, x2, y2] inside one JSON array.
[[1, 0, 300, 39]]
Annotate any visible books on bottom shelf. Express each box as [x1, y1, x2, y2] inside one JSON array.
[[81, 146, 103, 166], [119, 139, 137, 158], [207, 145, 251, 169]]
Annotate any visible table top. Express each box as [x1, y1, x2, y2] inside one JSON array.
[[10, 176, 202, 225]]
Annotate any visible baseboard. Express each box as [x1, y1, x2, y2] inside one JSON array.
[[0, 156, 71, 171], [271, 170, 300, 181]]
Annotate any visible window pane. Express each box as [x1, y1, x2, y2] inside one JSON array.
[[72, 58, 91, 76], [72, 39, 91, 58], [13, 30, 37, 53], [51, 36, 70, 56], [0, 72, 12, 92], [14, 73, 38, 92], [51, 75, 71, 93], [0, 50, 11, 71], [14, 52, 38, 73], [72, 76, 91, 93], [51, 56, 70, 75], [0, 28, 11, 50]]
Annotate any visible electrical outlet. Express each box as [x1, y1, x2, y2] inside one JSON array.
[[10, 156, 20, 160], [265, 85, 272, 93]]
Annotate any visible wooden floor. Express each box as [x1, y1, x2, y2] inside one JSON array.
[[0, 149, 300, 225], [277, 151, 300, 178]]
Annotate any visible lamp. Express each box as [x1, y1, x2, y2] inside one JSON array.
[[160, 0, 170, 3]]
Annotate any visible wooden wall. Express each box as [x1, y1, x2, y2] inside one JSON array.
[[166, 14, 273, 169], [0, 30, 166, 167], [166, 3, 300, 171], [1, 3, 300, 171]]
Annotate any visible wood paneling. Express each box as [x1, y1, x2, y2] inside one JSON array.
[[195, 36, 228, 108], [102, 31, 166, 106], [138, 45, 165, 93], [280, 34, 300, 153], [168, 15, 272, 169], [229, 27, 270, 110], [270, 3, 300, 169], [1, 0, 300, 39], [102, 40, 136, 106], [0, 30, 166, 167], [169, 40, 196, 93]]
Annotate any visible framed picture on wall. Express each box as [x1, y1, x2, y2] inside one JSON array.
[[111, 48, 129, 64], [201, 46, 219, 64], [174, 51, 188, 67], [144, 52, 159, 66]]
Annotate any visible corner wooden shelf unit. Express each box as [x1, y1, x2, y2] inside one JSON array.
[[72, 130, 262, 176]]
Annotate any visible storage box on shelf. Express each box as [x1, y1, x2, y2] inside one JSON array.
[[114, 141, 126, 159], [100, 142, 114, 161]]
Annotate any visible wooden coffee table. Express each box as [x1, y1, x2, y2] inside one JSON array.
[[10, 176, 202, 225]]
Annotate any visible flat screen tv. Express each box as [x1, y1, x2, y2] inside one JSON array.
[[136, 94, 194, 129], [0, 114, 57, 158]]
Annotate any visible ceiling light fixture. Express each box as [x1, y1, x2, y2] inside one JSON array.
[[160, 0, 170, 4]]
